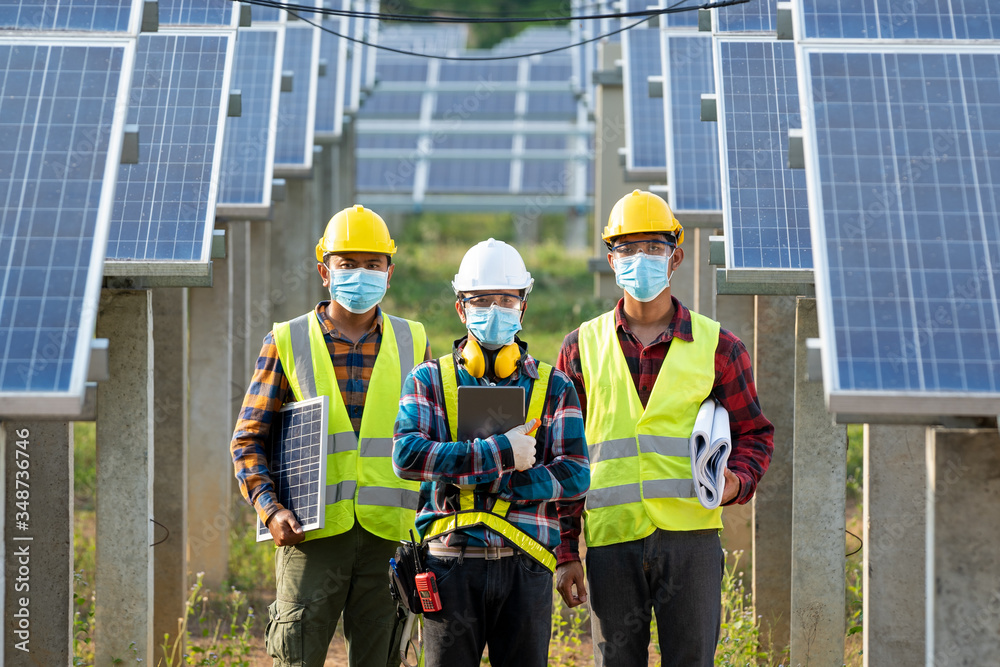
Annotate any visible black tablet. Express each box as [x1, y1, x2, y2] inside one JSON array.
[[456, 386, 526, 441]]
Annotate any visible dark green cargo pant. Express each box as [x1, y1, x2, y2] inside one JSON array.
[[265, 522, 399, 667]]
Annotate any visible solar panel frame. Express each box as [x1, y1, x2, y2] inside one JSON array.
[[216, 25, 283, 220], [0, 0, 141, 33], [103, 30, 236, 284], [0, 37, 134, 415], [660, 29, 723, 221], [256, 395, 329, 542], [797, 42, 1000, 417], [273, 22, 320, 177], [795, 0, 1000, 42], [714, 36, 813, 284]]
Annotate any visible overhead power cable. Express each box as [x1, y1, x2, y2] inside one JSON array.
[[239, 0, 751, 62]]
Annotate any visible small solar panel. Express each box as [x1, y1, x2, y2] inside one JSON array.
[[798, 0, 1000, 41], [0, 0, 134, 31], [717, 38, 811, 272], [802, 46, 1000, 415], [314, 16, 347, 141], [217, 27, 282, 219], [157, 0, 236, 28], [715, 0, 776, 33], [256, 396, 329, 542], [0, 40, 128, 412], [105, 32, 233, 276], [662, 33, 721, 214], [274, 23, 319, 175], [623, 26, 666, 172]]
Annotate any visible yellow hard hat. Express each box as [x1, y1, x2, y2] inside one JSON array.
[[315, 204, 397, 262], [603, 189, 684, 246]]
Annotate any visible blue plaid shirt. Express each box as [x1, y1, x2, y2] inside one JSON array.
[[392, 340, 590, 550]]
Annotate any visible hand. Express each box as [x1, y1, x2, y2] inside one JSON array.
[[721, 468, 741, 505], [267, 509, 305, 546], [505, 420, 538, 471], [556, 561, 588, 607]]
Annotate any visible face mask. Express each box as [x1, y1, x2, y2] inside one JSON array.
[[464, 305, 522, 347], [614, 252, 670, 302], [329, 267, 388, 314]]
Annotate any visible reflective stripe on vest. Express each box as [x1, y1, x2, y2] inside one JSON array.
[[273, 310, 427, 543], [579, 309, 721, 546], [425, 354, 556, 570], [422, 499, 557, 572]]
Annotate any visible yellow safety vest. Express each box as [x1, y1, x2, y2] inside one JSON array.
[[273, 310, 426, 543], [578, 309, 721, 547], [420, 354, 557, 572]]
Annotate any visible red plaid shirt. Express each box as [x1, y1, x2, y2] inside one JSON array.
[[554, 297, 774, 564]]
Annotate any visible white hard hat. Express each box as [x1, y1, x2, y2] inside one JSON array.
[[452, 238, 534, 295]]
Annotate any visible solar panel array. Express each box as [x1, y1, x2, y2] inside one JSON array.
[[314, 15, 348, 142], [0, 38, 130, 414], [104, 32, 234, 277], [256, 395, 329, 541], [794, 0, 1000, 416], [274, 22, 319, 176], [717, 38, 811, 273], [622, 23, 666, 173], [354, 25, 592, 211], [217, 26, 283, 219], [0, 0, 135, 31]]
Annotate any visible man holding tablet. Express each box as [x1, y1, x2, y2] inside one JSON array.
[[392, 238, 590, 667]]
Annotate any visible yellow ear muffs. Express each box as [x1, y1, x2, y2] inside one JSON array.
[[460, 338, 522, 379], [461, 338, 487, 378], [493, 343, 521, 379]]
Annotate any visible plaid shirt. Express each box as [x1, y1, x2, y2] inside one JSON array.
[[554, 297, 774, 564], [392, 339, 590, 551], [230, 302, 430, 525]]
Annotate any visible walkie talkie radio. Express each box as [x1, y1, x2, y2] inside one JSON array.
[[410, 530, 442, 612]]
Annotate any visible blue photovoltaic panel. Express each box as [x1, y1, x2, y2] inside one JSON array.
[[358, 91, 422, 118], [664, 34, 721, 213], [521, 160, 567, 194], [375, 58, 427, 82], [526, 92, 578, 119], [250, 5, 283, 22], [218, 28, 281, 215], [315, 17, 346, 139], [664, 6, 700, 29], [357, 158, 414, 192], [623, 27, 666, 171], [805, 47, 1000, 410], [356, 134, 420, 150], [427, 160, 511, 193], [0, 0, 132, 31], [799, 0, 1000, 41], [256, 396, 328, 541], [433, 92, 516, 119], [0, 42, 125, 406], [718, 39, 810, 271], [436, 135, 511, 150], [274, 23, 318, 171], [106, 33, 231, 264], [716, 0, 776, 32], [157, 0, 234, 27]]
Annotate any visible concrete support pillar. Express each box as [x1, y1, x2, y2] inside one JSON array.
[[187, 243, 233, 590], [151, 288, 188, 650], [271, 180, 319, 325], [95, 290, 154, 665], [337, 119, 357, 212], [714, 292, 756, 560], [926, 428, 1000, 666], [790, 297, 846, 667], [752, 295, 796, 652], [228, 222, 252, 418], [249, 221, 273, 352], [862, 424, 925, 666], [3, 421, 72, 664]]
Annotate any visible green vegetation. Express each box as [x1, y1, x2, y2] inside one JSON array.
[[386, 1, 570, 49]]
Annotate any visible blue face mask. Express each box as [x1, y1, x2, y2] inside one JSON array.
[[614, 252, 670, 302], [329, 267, 388, 314], [464, 305, 522, 347]]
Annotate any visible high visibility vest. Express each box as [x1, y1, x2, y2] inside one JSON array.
[[578, 309, 721, 547], [272, 310, 426, 543], [419, 354, 557, 572]]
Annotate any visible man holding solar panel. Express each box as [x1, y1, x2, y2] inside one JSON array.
[[553, 189, 774, 667], [231, 204, 429, 667], [392, 238, 590, 667]]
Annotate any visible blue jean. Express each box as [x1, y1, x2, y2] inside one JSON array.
[[421, 552, 553, 667], [586, 528, 724, 667]]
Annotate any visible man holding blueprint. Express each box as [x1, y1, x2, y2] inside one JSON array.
[[392, 238, 589, 667], [554, 190, 774, 667]]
